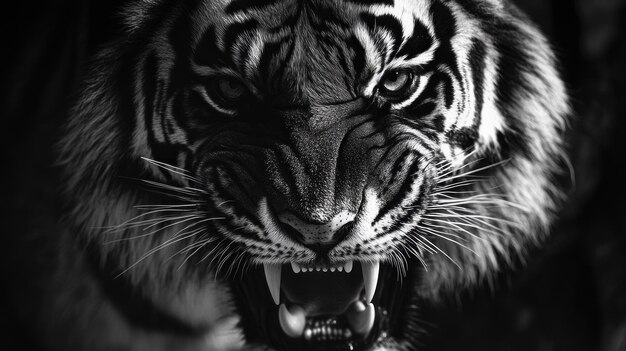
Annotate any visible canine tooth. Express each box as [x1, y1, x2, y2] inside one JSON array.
[[347, 301, 375, 336], [290, 262, 300, 274], [278, 304, 305, 338], [337, 266, 343, 272], [304, 328, 312, 340], [263, 263, 281, 305], [344, 261, 353, 273], [361, 260, 380, 303]]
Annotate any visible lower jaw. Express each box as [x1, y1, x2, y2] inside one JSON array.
[[271, 301, 391, 351], [291, 304, 390, 343], [279, 298, 383, 341], [233, 262, 414, 351]]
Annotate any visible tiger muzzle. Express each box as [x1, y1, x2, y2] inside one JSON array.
[[247, 99, 397, 347], [263, 98, 383, 253]]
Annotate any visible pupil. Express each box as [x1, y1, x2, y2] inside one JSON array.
[[386, 71, 406, 90], [220, 79, 242, 98]]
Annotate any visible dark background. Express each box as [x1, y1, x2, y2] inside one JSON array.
[[2, 1, 626, 350]]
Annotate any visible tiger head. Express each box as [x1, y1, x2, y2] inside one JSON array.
[[60, 0, 569, 350]]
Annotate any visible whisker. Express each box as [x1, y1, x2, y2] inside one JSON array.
[[141, 157, 201, 184], [116, 229, 203, 278], [419, 236, 463, 270], [436, 159, 510, 183]]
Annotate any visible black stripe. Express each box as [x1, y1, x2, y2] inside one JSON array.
[[430, 1, 457, 41], [427, 71, 455, 109], [222, 19, 260, 58], [306, 2, 350, 32], [495, 127, 530, 160], [468, 38, 487, 133], [348, 35, 366, 78], [142, 53, 181, 179], [225, 0, 279, 14], [171, 90, 190, 136], [374, 151, 422, 224], [194, 26, 231, 68], [208, 167, 264, 230], [346, 0, 394, 5], [493, 22, 536, 159], [447, 127, 478, 150], [360, 13, 404, 59], [405, 101, 436, 119], [386, 178, 429, 233], [396, 18, 433, 59], [430, 1, 463, 107], [257, 41, 283, 85], [432, 114, 445, 132], [381, 149, 414, 195], [271, 39, 296, 94]]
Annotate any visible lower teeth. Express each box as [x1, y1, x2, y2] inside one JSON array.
[[303, 325, 352, 341], [278, 301, 375, 340]]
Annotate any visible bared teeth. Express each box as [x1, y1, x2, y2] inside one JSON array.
[[344, 261, 353, 273], [263, 263, 281, 305], [279, 303, 306, 338], [290, 263, 353, 273], [361, 260, 380, 303], [346, 301, 375, 336], [290, 262, 300, 273]]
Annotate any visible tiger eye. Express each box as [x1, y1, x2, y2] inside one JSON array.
[[216, 77, 247, 101], [379, 69, 415, 99]]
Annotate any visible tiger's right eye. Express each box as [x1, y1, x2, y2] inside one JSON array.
[[214, 77, 248, 104]]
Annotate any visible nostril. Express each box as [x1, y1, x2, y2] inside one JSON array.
[[278, 220, 354, 254], [277, 210, 357, 253], [332, 221, 353, 245], [279, 222, 307, 245]]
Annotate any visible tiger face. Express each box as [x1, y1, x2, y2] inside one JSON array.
[[61, 0, 569, 350]]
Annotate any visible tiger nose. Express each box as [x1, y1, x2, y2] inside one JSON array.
[[278, 211, 356, 254]]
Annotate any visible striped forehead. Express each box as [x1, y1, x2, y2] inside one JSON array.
[[192, 0, 438, 62]]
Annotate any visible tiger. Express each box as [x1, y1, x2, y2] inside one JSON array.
[[51, 0, 570, 350]]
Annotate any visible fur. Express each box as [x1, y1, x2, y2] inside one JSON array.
[[54, 0, 570, 350]]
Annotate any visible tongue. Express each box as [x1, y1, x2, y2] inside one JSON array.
[[281, 265, 363, 316]]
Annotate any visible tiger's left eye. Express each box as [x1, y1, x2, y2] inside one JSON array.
[[215, 77, 247, 102], [379, 69, 414, 98]]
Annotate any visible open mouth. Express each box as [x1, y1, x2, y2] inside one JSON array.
[[267, 260, 379, 341], [234, 260, 417, 350]]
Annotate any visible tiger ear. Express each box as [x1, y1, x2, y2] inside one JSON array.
[[123, 0, 165, 33]]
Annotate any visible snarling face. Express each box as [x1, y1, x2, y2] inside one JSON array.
[[62, 0, 569, 350]]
